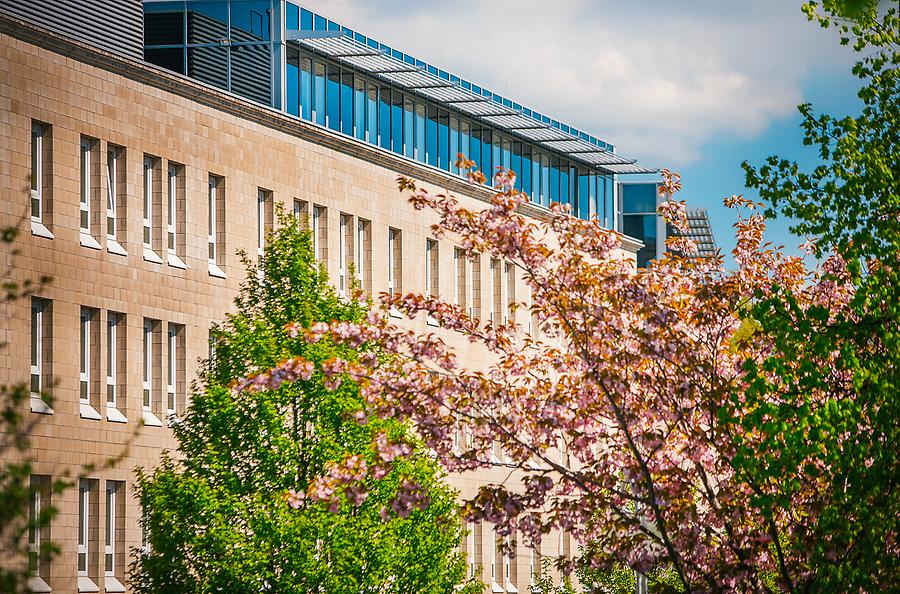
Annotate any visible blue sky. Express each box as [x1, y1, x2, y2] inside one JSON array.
[[301, 0, 863, 259]]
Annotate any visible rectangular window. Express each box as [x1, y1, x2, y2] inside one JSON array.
[[426, 239, 439, 297], [28, 475, 51, 583], [166, 323, 184, 420], [356, 218, 371, 294], [293, 199, 309, 228], [467, 521, 477, 579], [30, 121, 51, 228], [143, 156, 155, 253], [104, 481, 125, 588], [388, 227, 402, 296], [105, 313, 126, 421], [142, 319, 162, 426], [208, 175, 225, 275], [106, 145, 125, 252], [506, 262, 516, 325], [30, 298, 48, 401], [454, 248, 466, 308], [491, 259, 502, 322], [79, 137, 101, 248], [470, 254, 481, 319], [80, 138, 91, 233], [339, 213, 353, 295], [312, 205, 327, 263], [258, 189, 273, 258], [77, 480, 94, 578], [79, 307, 100, 416], [167, 163, 186, 267]]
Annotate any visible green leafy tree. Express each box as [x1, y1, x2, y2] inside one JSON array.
[[0, 198, 61, 593], [131, 211, 477, 594], [740, 2, 899, 591]]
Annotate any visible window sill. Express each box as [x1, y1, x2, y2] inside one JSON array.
[[30, 220, 54, 239], [106, 238, 128, 257], [426, 315, 439, 327], [79, 232, 102, 251], [167, 414, 181, 428], [79, 402, 101, 420], [491, 581, 504, 593], [389, 306, 403, 319], [208, 262, 227, 279], [168, 252, 187, 270], [27, 576, 52, 593], [30, 395, 53, 415], [104, 576, 126, 593], [506, 580, 519, 593], [142, 409, 163, 427], [143, 247, 163, 264], [106, 406, 127, 424], [77, 576, 99, 593]]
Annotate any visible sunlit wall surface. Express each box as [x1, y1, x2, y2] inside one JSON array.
[[143, 0, 619, 229]]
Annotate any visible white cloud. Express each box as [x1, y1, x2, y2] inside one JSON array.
[[298, 0, 853, 167]]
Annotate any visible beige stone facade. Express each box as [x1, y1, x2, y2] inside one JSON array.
[[0, 16, 638, 594]]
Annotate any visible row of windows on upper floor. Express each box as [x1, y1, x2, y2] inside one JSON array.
[[30, 298, 188, 430], [29, 120, 269, 279], [27, 119, 535, 329], [284, 51, 617, 228]]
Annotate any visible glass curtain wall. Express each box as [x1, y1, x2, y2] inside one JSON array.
[[144, 0, 278, 106], [145, 0, 619, 230]]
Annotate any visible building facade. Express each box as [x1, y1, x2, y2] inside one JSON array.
[[0, 2, 657, 592]]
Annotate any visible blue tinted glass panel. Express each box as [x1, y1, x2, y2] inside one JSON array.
[[459, 121, 471, 167], [438, 111, 449, 170], [313, 61, 326, 125], [559, 165, 570, 209], [470, 126, 482, 174], [425, 106, 438, 167], [326, 67, 340, 131], [354, 77, 366, 140], [578, 173, 590, 219], [522, 149, 533, 198], [391, 91, 403, 154], [511, 143, 522, 190], [314, 14, 326, 30], [300, 8, 313, 29], [230, 1, 270, 42], [549, 158, 560, 204], [541, 155, 550, 206], [187, 2, 227, 42], [286, 57, 299, 116], [481, 129, 492, 179], [492, 133, 501, 180], [403, 99, 414, 158], [415, 103, 426, 160], [341, 71, 354, 135], [449, 117, 460, 174], [502, 140, 511, 170], [286, 2, 298, 30], [300, 57, 311, 119], [327, 20, 340, 31], [366, 82, 378, 144], [621, 183, 657, 213], [379, 85, 391, 150], [187, 45, 227, 90]]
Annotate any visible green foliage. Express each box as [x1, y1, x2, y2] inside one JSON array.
[[0, 206, 61, 593], [576, 558, 684, 594], [131, 210, 478, 594], [741, 3, 900, 591]]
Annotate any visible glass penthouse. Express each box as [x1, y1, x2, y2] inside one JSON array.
[[143, 0, 656, 233]]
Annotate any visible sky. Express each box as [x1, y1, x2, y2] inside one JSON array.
[[300, 0, 863, 259]]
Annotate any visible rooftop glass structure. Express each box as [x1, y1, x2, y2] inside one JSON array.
[[143, 0, 656, 230]]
